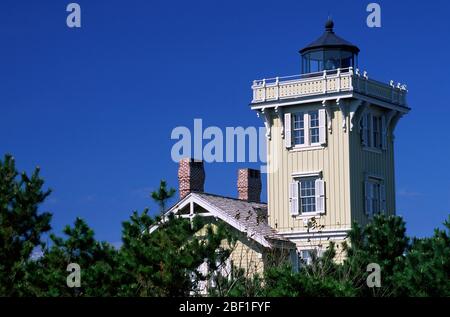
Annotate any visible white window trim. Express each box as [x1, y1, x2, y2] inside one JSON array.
[[290, 173, 326, 218], [292, 112, 306, 147], [294, 213, 323, 220], [298, 211, 323, 217], [364, 174, 386, 218], [308, 110, 321, 146], [365, 173, 383, 181], [289, 109, 326, 150], [298, 248, 323, 267], [363, 147, 382, 154], [291, 171, 322, 178], [292, 144, 325, 151]]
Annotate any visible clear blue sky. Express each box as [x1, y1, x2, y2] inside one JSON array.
[[1, 0, 449, 245]]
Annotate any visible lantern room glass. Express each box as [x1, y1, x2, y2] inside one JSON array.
[[301, 49, 357, 74]]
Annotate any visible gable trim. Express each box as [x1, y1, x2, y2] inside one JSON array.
[[162, 193, 273, 248]]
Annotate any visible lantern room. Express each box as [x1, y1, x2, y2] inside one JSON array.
[[300, 19, 360, 74]]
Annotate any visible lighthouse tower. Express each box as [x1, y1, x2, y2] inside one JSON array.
[[250, 20, 410, 259]]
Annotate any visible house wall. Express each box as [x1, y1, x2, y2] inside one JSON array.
[[348, 104, 397, 228], [224, 238, 265, 277], [267, 102, 352, 234], [266, 99, 398, 258], [294, 238, 348, 264], [196, 221, 265, 276]]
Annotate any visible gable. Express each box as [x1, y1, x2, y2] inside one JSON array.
[[164, 192, 294, 250]]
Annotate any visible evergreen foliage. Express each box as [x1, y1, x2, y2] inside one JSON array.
[[0, 154, 448, 297]]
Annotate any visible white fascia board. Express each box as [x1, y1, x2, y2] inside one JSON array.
[[161, 193, 272, 248], [250, 93, 353, 110], [191, 194, 272, 248], [352, 93, 410, 113], [278, 228, 351, 241], [251, 92, 410, 114]]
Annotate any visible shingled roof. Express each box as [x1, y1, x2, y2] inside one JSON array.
[[166, 192, 294, 249]]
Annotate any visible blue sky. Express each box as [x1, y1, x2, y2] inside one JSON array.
[[1, 0, 449, 245]]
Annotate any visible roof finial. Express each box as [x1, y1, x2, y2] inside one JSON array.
[[325, 15, 334, 33]]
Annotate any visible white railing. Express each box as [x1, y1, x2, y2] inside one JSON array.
[[251, 67, 407, 106]]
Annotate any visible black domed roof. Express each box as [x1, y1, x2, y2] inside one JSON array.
[[300, 19, 360, 54]]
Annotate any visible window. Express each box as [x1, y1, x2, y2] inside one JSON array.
[[372, 182, 380, 214], [362, 113, 371, 147], [372, 115, 382, 149], [300, 250, 313, 266], [365, 178, 386, 217], [289, 176, 325, 216], [309, 110, 320, 144], [293, 112, 305, 145], [299, 249, 322, 267], [361, 111, 385, 150], [300, 179, 316, 213], [285, 109, 326, 148]]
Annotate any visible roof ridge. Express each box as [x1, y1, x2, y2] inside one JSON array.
[[191, 191, 267, 205]]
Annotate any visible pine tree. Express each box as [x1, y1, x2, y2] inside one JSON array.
[[151, 180, 176, 216], [341, 214, 409, 296], [393, 215, 450, 296], [27, 217, 119, 296], [0, 154, 52, 296], [115, 210, 233, 296]]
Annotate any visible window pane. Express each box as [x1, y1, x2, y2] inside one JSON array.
[[309, 111, 319, 144], [293, 112, 305, 145], [300, 179, 316, 213], [310, 128, 319, 143], [373, 183, 380, 213], [310, 111, 319, 127], [294, 130, 304, 145]]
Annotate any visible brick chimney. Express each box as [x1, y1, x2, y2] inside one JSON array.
[[237, 168, 261, 202], [178, 158, 205, 199]]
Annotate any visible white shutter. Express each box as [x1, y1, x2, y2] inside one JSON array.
[[381, 115, 387, 150], [315, 179, 325, 213], [289, 181, 299, 216], [361, 113, 368, 146], [365, 181, 373, 217], [284, 113, 292, 148], [318, 109, 326, 145], [380, 184, 386, 213]]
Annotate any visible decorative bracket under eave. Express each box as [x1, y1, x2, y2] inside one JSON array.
[[322, 100, 333, 134], [349, 100, 365, 131], [352, 100, 369, 132], [257, 108, 271, 140], [336, 98, 348, 132], [275, 106, 284, 138], [388, 111, 403, 139], [385, 109, 397, 135]]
